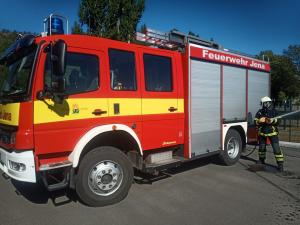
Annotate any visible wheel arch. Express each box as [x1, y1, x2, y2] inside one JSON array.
[[223, 122, 247, 150], [69, 124, 143, 168]]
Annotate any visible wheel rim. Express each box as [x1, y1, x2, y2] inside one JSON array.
[[88, 160, 123, 196], [227, 137, 239, 159]]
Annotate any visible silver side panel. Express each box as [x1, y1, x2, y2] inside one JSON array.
[[223, 66, 247, 122], [248, 70, 270, 124], [190, 60, 221, 155]]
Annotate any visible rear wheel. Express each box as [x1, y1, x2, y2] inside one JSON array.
[[76, 146, 133, 206], [219, 129, 242, 165]]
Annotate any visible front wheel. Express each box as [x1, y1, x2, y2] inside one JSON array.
[[76, 146, 133, 206], [219, 129, 242, 165]]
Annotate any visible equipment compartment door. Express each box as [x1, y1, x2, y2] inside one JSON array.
[[223, 66, 247, 122], [247, 70, 270, 125], [190, 60, 221, 156], [247, 70, 270, 144]]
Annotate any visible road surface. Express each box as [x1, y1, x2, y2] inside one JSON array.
[[0, 146, 299, 225]]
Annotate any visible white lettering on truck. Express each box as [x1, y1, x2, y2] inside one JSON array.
[[202, 49, 265, 70]]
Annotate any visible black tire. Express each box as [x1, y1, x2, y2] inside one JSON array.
[[76, 146, 133, 207], [219, 129, 242, 166]]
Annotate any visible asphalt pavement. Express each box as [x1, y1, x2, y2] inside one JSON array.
[[0, 146, 299, 225]]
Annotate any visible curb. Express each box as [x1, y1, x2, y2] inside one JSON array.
[[279, 141, 300, 149]]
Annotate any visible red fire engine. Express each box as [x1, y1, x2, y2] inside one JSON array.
[[0, 14, 270, 206]]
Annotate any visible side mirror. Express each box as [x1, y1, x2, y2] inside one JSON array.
[[51, 77, 66, 93], [51, 39, 67, 76], [37, 78, 66, 103]]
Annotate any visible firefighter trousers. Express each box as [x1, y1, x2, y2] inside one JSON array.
[[258, 135, 284, 165]]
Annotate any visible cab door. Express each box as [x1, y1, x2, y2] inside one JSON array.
[[139, 49, 181, 150], [33, 46, 108, 159], [106, 48, 142, 142]]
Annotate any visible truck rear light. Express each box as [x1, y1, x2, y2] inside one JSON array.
[[9, 160, 26, 172]]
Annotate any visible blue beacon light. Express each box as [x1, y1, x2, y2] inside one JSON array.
[[48, 17, 64, 35]]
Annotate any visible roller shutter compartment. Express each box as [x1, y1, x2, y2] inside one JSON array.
[[190, 60, 221, 156], [223, 66, 247, 123], [248, 70, 270, 125]]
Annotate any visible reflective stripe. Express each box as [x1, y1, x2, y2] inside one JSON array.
[[254, 118, 260, 125], [275, 154, 284, 162], [34, 98, 184, 124], [258, 132, 278, 137], [258, 151, 266, 159], [0, 103, 20, 126]]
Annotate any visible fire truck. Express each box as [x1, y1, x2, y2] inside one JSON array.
[[0, 14, 270, 206]]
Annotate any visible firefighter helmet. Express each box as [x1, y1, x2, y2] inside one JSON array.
[[261, 96, 272, 103], [261, 96, 272, 109]]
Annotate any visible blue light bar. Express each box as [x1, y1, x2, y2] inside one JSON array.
[[48, 17, 64, 35]]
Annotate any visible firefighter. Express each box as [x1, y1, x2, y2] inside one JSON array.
[[255, 96, 284, 172]]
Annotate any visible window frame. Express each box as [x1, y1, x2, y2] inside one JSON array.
[[143, 53, 173, 93], [108, 48, 137, 92], [43, 51, 100, 96]]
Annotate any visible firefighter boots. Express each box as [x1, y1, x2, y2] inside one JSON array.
[[277, 163, 284, 172]]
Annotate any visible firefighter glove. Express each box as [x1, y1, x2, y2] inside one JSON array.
[[259, 117, 266, 123]]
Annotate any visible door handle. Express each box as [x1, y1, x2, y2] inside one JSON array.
[[92, 109, 107, 116], [168, 107, 178, 112]]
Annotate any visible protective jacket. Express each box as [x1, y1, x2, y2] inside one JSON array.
[[255, 108, 279, 136]]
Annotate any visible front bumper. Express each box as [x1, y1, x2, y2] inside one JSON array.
[[0, 147, 36, 183]]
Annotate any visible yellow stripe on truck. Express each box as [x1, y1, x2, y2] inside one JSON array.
[[108, 98, 141, 116], [34, 98, 184, 124], [0, 103, 20, 126], [142, 98, 184, 114], [34, 98, 109, 124]]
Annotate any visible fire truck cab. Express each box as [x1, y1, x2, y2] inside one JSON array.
[[0, 15, 270, 206]]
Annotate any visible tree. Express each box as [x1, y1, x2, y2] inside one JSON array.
[[72, 21, 84, 34], [283, 45, 300, 72], [277, 91, 287, 102], [78, 0, 145, 42], [259, 51, 300, 100], [0, 30, 18, 54]]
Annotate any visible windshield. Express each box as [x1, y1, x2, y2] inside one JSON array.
[[0, 47, 37, 98]]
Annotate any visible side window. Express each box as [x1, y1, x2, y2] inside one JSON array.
[[109, 49, 136, 91], [143, 54, 173, 92], [44, 52, 99, 94]]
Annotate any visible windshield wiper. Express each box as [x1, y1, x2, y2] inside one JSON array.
[[4, 89, 25, 96], [1, 83, 26, 96]]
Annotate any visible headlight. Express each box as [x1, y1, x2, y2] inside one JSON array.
[[9, 160, 26, 172]]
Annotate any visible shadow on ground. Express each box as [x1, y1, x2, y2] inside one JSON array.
[[10, 178, 78, 206], [7, 156, 218, 206], [134, 156, 217, 184]]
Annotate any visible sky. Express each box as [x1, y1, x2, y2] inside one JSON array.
[[0, 0, 299, 55]]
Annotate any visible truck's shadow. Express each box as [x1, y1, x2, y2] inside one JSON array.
[[10, 178, 78, 206], [134, 156, 216, 184], [9, 156, 216, 206]]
